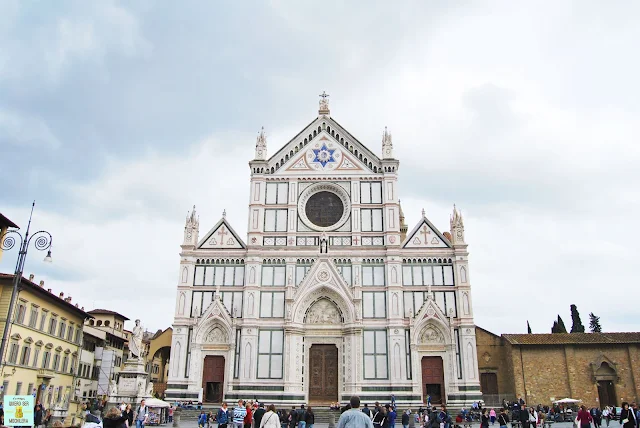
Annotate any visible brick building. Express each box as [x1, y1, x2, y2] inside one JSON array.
[[476, 327, 640, 408]]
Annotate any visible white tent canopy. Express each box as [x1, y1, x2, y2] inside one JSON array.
[[145, 398, 171, 408], [553, 398, 582, 404]]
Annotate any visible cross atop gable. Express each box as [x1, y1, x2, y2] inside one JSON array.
[[198, 216, 246, 249], [403, 214, 451, 249]]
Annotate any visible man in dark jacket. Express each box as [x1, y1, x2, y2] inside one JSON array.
[[519, 405, 530, 428], [254, 403, 266, 428], [402, 410, 410, 428], [34, 404, 44, 428], [288, 406, 298, 428]]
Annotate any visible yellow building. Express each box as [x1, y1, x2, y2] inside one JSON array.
[[0, 213, 19, 261], [144, 328, 172, 398], [0, 273, 91, 424]]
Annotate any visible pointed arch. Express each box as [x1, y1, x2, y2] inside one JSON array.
[[181, 267, 188, 283], [460, 266, 467, 283], [243, 342, 252, 378], [393, 343, 402, 378], [178, 293, 185, 315], [392, 293, 399, 315], [466, 342, 477, 379], [172, 342, 181, 377]]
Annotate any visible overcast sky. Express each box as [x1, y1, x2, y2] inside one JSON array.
[[1, 1, 638, 335]]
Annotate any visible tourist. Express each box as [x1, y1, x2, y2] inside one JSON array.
[[602, 407, 610, 427], [216, 402, 230, 428], [198, 411, 208, 428], [391, 395, 396, 409], [402, 410, 410, 428], [529, 407, 538, 428], [440, 405, 451, 428], [519, 404, 530, 428], [372, 406, 387, 428], [591, 407, 602, 428], [288, 406, 298, 427], [427, 395, 432, 407], [168, 406, 174, 424], [497, 408, 510, 428], [135, 400, 149, 428], [304, 406, 315, 428], [620, 403, 637, 428], [244, 403, 253, 428], [279, 408, 289, 428], [260, 405, 280, 428], [298, 405, 307, 428], [490, 408, 497, 425], [35, 404, 44, 428], [388, 406, 397, 427], [363, 404, 372, 419], [123, 404, 134, 428], [103, 407, 129, 428], [254, 403, 266, 427], [232, 400, 247, 428], [576, 405, 593, 428], [337, 396, 374, 428], [481, 409, 490, 428]]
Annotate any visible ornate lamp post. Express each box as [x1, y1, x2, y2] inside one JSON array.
[[0, 201, 53, 372]]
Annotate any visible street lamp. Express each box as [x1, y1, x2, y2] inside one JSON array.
[[0, 201, 53, 373]]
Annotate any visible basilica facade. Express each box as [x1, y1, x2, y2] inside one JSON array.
[[165, 97, 481, 407]]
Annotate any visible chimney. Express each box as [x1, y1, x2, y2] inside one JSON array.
[[39, 280, 44, 287], [47, 289, 52, 292], [29, 274, 35, 281], [81, 307, 84, 311], [75, 304, 79, 308], [59, 292, 64, 298], [67, 296, 72, 303]]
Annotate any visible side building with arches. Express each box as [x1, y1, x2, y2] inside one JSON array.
[[164, 97, 482, 407]]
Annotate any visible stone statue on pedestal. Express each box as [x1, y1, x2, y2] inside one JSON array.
[[130, 319, 144, 360]]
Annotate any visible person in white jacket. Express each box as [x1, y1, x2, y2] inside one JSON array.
[[259, 405, 280, 428]]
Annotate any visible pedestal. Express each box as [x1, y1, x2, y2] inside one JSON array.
[[111, 358, 153, 405]]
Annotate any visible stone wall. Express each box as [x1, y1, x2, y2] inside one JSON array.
[[475, 328, 640, 408]]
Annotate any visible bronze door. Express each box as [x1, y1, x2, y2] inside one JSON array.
[[308, 345, 338, 403], [202, 356, 225, 403], [422, 356, 445, 404]]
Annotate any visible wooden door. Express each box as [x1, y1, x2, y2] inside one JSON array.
[[480, 372, 499, 395], [202, 356, 225, 403], [422, 356, 445, 404], [308, 345, 338, 403], [597, 380, 617, 407]]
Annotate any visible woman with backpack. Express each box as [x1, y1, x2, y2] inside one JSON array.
[[373, 406, 387, 428]]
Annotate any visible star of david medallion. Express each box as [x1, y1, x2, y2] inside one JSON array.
[[311, 144, 336, 167]]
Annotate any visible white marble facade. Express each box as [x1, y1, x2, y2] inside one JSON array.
[[165, 98, 481, 407]]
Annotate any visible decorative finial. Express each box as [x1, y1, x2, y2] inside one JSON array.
[[222, 209, 227, 218], [421, 208, 425, 217], [255, 126, 267, 160], [319, 91, 330, 115], [382, 126, 394, 159]]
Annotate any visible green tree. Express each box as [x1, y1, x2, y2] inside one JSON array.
[[557, 315, 568, 333], [570, 304, 585, 333], [589, 312, 603, 333]]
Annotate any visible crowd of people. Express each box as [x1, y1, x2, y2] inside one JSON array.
[[196, 400, 316, 428]]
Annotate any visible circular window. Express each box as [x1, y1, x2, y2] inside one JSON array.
[[305, 191, 344, 227], [298, 183, 351, 232]]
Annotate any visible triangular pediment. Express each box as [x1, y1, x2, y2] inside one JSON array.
[[402, 216, 451, 248], [267, 116, 382, 175], [197, 217, 246, 249]]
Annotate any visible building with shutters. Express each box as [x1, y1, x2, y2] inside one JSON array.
[[165, 96, 481, 407]]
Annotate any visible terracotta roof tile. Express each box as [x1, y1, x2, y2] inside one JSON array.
[[502, 332, 640, 345]]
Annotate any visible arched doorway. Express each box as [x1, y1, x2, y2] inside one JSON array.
[[422, 356, 445, 404]]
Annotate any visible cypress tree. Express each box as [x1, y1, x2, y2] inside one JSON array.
[[527, 321, 532, 334], [552, 321, 558, 333], [557, 315, 568, 333], [570, 304, 586, 333]]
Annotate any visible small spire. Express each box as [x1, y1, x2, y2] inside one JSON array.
[[382, 126, 394, 159], [421, 208, 425, 217], [319, 91, 330, 115], [222, 209, 227, 218], [255, 126, 267, 160]]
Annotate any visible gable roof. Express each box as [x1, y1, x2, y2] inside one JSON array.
[[266, 115, 383, 175], [197, 216, 246, 250], [87, 309, 130, 320], [0, 213, 19, 229], [502, 332, 640, 345], [402, 213, 451, 249]]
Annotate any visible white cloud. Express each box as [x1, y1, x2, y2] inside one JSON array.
[[0, 108, 61, 149]]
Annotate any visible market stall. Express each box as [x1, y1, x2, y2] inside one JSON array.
[[145, 398, 172, 425]]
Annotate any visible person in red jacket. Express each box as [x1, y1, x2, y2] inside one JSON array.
[[244, 404, 253, 428], [576, 405, 593, 428]]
